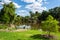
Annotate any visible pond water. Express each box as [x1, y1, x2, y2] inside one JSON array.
[[16, 25, 31, 29], [16, 24, 41, 30]]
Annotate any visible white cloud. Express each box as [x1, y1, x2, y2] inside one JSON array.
[[13, 2, 21, 8], [25, 0, 47, 12], [26, 2, 42, 9], [44, 2, 49, 4], [21, 0, 43, 3], [3, 0, 12, 4], [43, 0, 49, 4], [37, 0, 42, 3], [17, 10, 30, 16], [21, 0, 35, 3], [0, 0, 21, 8], [0, 2, 4, 5]]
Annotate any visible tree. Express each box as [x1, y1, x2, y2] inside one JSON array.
[[39, 10, 49, 21], [0, 2, 16, 24], [24, 16, 30, 23], [41, 15, 59, 36], [49, 7, 60, 21], [14, 15, 21, 26]]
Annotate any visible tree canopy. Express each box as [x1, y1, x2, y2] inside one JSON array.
[[0, 2, 16, 24], [41, 15, 59, 33]]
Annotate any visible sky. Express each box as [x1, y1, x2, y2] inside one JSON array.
[[0, 0, 60, 16]]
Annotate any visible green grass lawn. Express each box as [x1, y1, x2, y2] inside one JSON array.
[[0, 30, 60, 40]]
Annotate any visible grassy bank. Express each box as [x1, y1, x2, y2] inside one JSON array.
[[0, 30, 60, 40]]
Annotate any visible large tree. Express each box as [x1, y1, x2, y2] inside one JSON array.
[[0, 2, 16, 24]]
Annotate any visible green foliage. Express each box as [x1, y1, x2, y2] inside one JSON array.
[[38, 10, 49, 21], [41, 15, 59, 32], [14, 15, 22, 25], [0, 24, 8, 29], [0, 2, 16, 24], [29, 11, 41, 23], [0, 2, 60, 30], [49, 7, 60, 20]]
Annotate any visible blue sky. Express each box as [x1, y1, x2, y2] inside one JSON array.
[[0, 0, 60, 16]]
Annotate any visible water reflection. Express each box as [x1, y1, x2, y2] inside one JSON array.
[[16, 25, 31, 29], [16, 24, 41, 30]]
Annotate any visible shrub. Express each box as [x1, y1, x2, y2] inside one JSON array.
[[0, 24, 8, 29]]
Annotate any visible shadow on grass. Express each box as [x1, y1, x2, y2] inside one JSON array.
[[30, 34, 52, 40], [17, 39, 21, 40]]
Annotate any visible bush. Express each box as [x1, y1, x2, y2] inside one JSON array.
[[0, 24, 8, 29]]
